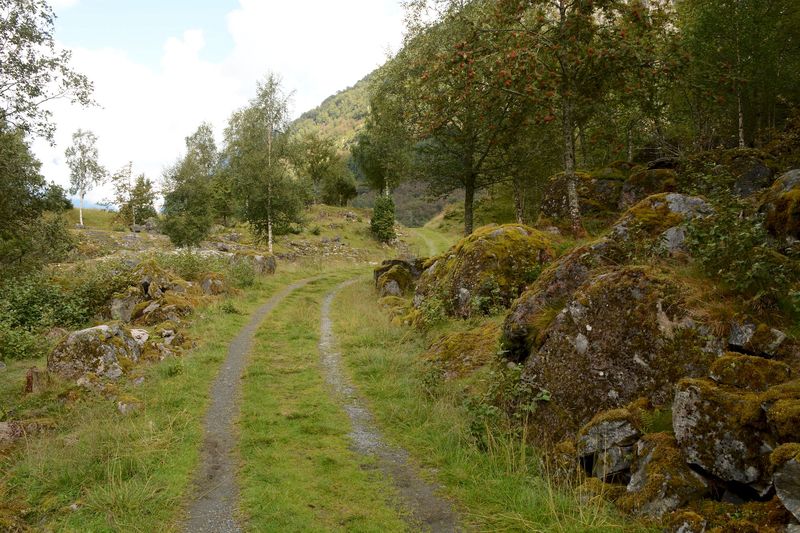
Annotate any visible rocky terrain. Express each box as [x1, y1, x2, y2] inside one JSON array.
[[374, 149, 800, 532]]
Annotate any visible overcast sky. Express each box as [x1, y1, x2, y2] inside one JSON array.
[[36, 0, 406, 206]]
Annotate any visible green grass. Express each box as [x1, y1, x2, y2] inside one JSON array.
[[0, 265, 339, 531], [404, 227, 456, 257], [238, 271, 409, 532], [66, 208, 121, 231], [332, 279, 647, 533]]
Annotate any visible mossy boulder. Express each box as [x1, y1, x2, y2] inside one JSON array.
[[542, 170, 627, 218], [577, 408, 642, 480], [709, 354, 793, 392], [772, 444, 800, 522], [200, 273, 227, 295], [132, 293, 196, 326], [422, 321, 500, 378], [501, 238, 623, 361], [520, 266, 715, 443], [612, 193, 713, 254], [761, 169, 800, 240], [414, 224, 554, 318], [110, 286, 144, 323], [617, 433, 710, 518], [47, 324, 141, 380], [133, 261, 188, 298], [672, 378, 775, 492], [619, 168, 679, 209], [377, 265, 414, 297], [728, 320, 789, 358]]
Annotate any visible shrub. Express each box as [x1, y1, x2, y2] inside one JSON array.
[[370, 195, 395, 243], [228, 260, 256, 288], [0, 274, 86, 331], [686, 204, 800, 312], [155, 251, 226, 282], [0, 321, 47, 361]]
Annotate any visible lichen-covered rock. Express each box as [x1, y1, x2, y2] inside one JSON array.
[[763, 381, 800, 442], [728, 320, 788, 357], [110, 286, 143, 323], [200, 273, 227, 295], [577, 408, 641, 480], [542, 169, 628, 217], [772, 445, 800, 522], [619, 168, 679, 209], [134, 261, 188, 298], [253, 254, 277, 275], [520, 266, 714, 442], [47, 324, 141, 380], [668, 511, 708, 533], [415, 224, 553, 318], [377, 264, 414, 297], [672, 378, 773, 490], [761, 169, 800, 240], [709, 354, 793, 392], [612, 193, 713, 254], [618, 433, 709, 518], [132, 293, 195, 326], [374, 258, 425, 285], [501, 239, 622, 361]]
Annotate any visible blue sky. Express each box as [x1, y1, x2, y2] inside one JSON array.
[[38, 0, 406, 205], [54, 0, 239, 66]]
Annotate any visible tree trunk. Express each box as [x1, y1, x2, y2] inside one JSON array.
[[464, 177, 475, 236], [738, 89, 746, 148], [513, 177, 525, 224], [267, 126, 274, 254], [563, 101, 585, 237], [79, 194, 84, 226], [627, 123, 634, 163]]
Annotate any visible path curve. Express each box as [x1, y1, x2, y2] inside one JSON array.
[[320, 279, 461, 532], [184, 277, 318, 533]]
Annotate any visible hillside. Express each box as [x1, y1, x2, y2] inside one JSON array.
[[292, 73, 372, 150]]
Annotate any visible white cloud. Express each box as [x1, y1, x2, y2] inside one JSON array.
[[34, 1, 405, 206]]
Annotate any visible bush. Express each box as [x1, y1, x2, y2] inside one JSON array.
[[0, 274, 86, 331], [155, 251, 226, 282], [370, 195, 395, 243], [0, 321, 47, 361], [228, 260, 256, 288], [686, 204, 800, 312]]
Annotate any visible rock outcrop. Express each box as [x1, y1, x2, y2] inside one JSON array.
[[520, 266, 714, 441], [47, 324, 141, 380], [761, 169, 800, 240]]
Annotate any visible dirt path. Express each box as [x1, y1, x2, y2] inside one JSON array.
[[184, 277, 318, 533], [320, 279, 461, 532]]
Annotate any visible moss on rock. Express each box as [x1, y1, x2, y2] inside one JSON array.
[[415, 224, 554, 318], [422, 321, 501, 378], [709, 353, 793, 392]]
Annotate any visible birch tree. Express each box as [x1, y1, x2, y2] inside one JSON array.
[[65, 129, 106, 226]]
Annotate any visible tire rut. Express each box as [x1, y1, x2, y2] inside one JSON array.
[[320, 279, 461, 533], [184, 277, 318, 533]]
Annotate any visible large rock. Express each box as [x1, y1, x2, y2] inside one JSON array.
[[772, 445, 800, 522], [673, 378, 773, 491], [110, 286, 143, 323], [133, 261, 188, 299], [761, 170, 800, 240], [618, 433, 709, 518], [47, 324, 142, 380], [577, 408, 641, 480], [375, 260, 422, 297], [414, 224, 553, 318], [728, 319, 788, 357], [611, 193, 713, 254], [501, 239, 622, 361], [542, 168, 629, 218], [520, 266, 715, 442]]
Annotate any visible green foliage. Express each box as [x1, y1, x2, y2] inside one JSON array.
[[161, 124, 219, 247], [464, 362, 551, 448], [154, 251, 224, 282], [0, 0, 94, 140], [224, 75, 306, 245], [228, 260, 256, 289], [370, 194, 395, 242], [107, 163, 157, 227], [0, 274, 86, 332], [0, 320, 46, 361], [686, 203, 800, 311], [292, 74, 371, 148], [65, 129, 106, 210]]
